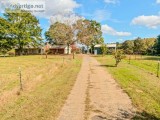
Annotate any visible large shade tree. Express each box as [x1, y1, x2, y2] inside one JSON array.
[[48, 22, 74, 54], [134, 37, 146, 54], [156, 35, 160, 54], [4, 9, 42, 55], [46, 18, 103, 54], [121, 40, 134, 54], [76, 19, 103, 53], [0, 17, 15, 54]]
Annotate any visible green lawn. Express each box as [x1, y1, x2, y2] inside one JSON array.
[[95, 55, 160, 119], [0, 55, 82, 120]]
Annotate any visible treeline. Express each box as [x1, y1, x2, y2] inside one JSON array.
[[120, 36, 160, 55]]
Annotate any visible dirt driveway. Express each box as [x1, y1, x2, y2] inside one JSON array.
[[57, 55, 135, 120]]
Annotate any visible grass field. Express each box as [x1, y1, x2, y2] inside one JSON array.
[[95, 55, 160, 119], [0, 55, 82, 120]]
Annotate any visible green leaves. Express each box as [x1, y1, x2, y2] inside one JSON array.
[[47, 19, 103, 50], [156, 35, 160, 54], [121, 38, 156, 55], [122, 40, 134, 54], [76, 19, 103, 47], [48, 22, 74, 45], [113, 49, 126, 67], [0, 17, 15, 54], [1, 9, 43, 55]]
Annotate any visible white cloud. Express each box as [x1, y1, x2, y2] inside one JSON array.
[[0, 0, 80, 18], [104, 0, 118, 4], [38, 0, 80, 18], [132, 15, 160, 29], [93, 10, 111, 22], [50, 12, 84, 26], [157, 0, 160, 4], [102, 24, 131, 36]]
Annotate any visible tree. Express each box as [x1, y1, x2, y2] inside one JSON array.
[[121, 40, 134, 54], [47, 19, 103, 55], [134, 37, 146, 54], [113, 49, 126, 67], [4, 9, 42, 55], [144, 38, 156, 55], [45, 31, 54, 45], [101, 44, 108, 57], [89, 20, 103, 53], [0, 17, 15, 55], [156, 35, 160, 55], [48, 22, 74, 54], [77, 20, 102, 53], [100, 38, 107, 56]]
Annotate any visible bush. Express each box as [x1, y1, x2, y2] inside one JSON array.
[[113, 49, 126, 67]]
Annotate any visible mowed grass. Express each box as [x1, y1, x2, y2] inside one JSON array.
[[95, 55, 160, 119], [0, 55, 82, 120]]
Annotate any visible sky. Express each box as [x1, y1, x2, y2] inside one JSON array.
[[1, 0, 160, 43]]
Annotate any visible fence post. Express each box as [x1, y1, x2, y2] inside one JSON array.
[[129, 55, 131, 64], [63, 57, 64, 66], [157, 60, 160, 78], [19, 67, 23, 90], [73, 52, 75, 59]]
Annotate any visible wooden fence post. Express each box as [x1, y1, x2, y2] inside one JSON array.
[[19, 67, 23, 90], [63, 57, 64, 66], [129, 55, 131, 64]]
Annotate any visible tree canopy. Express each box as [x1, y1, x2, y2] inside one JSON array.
[[121, 37, 157, 55], [0, 9, 43, 55], [46, 19, 103, 54], [156, 35, 160, 54], [0, 17, 15, 54]]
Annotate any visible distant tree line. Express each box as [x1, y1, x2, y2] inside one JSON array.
[[120, 36, 160, 55]]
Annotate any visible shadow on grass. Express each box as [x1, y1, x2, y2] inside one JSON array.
[[92, 110, 160, 120], [142, 56, 160, 61], [132, 111, 160, 120], [0, 56, 15, 57], [92, 55, 102, 57], [117, 109, 160, 120], [99, 64, 116, 67]]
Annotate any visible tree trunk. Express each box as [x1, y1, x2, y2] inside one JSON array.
[[91, 47, 93, 54], [115, 61, 118, 67], [46, 53, 47, 59], [18, 39, 23, 56], [66, 43, 70, 54], [18, 47, 23, 56], [87, 46, 89, 54], [73, 51, 75, 59]]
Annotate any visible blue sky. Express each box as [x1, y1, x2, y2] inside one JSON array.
[[1, 0, 160, 43]]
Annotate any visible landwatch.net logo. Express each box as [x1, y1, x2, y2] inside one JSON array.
[[0, 0, 46, 13]]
